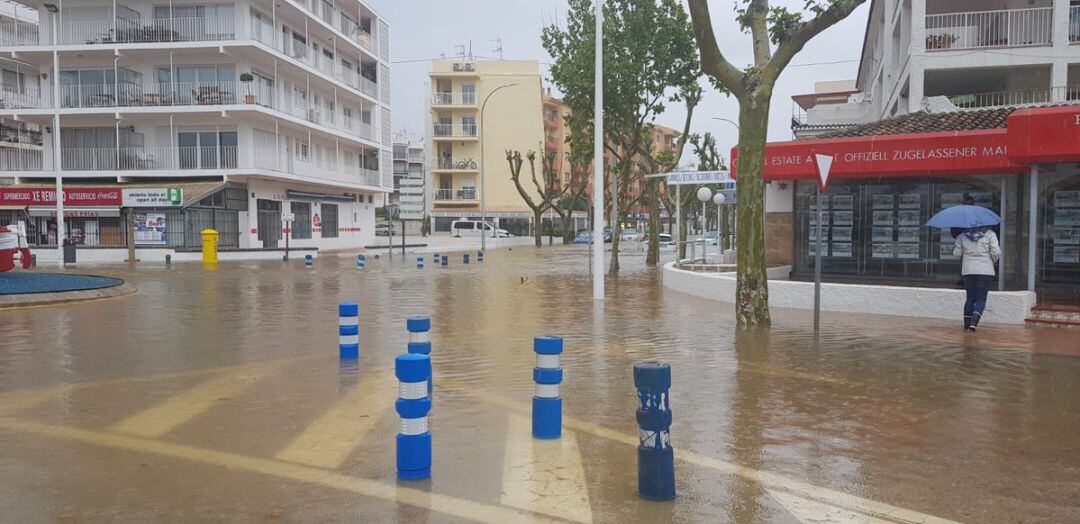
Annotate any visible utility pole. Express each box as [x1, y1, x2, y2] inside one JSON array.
[[591, 0, 604, 300]]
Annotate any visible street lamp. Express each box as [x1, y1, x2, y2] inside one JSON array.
[[711, 117, 739, 131], [479, 82, 518, 252], [696, 187, 712, 261], [44, 3, 62, 267], [713, 192, 725, 252]]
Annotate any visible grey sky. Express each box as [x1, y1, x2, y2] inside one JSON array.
[[368, 0, 870, 165]]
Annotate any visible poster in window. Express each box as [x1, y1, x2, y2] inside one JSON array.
[[809, 215, 829, 227], [897, 210, 921, 226], [1053, 246, 1080, 264], [831, 242, 852, 258], [832, 227, 852, 242], [808, 241, 827, 256], [872, 243, 895, 258], [1052, 227, 1080, 245], [872, 194, 894, 209], [899, 193, 921, 209], [971, 192, 994, 208], [1054, 190, 1080, 208], [898, 227, 921, 243], [897, 243, 921, 259], [941, 193, 964, 208], [1055, 208, 1080, 226], [872, 211, 893, 225], [939, 243, 959, 260], [872, 227, 893, 242], [134, 212, 167, 245], [831, 195, 853, 210], [809, 228, 822, 242], [832, 210, 853, 226], [809, 195, 830, 212]]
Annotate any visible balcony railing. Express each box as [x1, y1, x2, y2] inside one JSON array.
[[926, 7, 1053, 51], [1071, 6, 1080, 43], [59, 16, 237, 45], [432, 92, 478, 106], [947, 85, 1080, 109], [0, 20, 39, 46], [433, 123, 478, 138], [435, 157, 478, 170], [433, 188, 477, 201], [0, 85, 44, 110], [0, 149, 44, 170]]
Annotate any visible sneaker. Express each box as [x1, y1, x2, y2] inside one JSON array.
[[967, 326, 977, 332]]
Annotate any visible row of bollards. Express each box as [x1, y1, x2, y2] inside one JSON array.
[[335, 309, 673, 499]]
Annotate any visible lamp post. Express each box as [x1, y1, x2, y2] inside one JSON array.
[[592, 0, 604, 300], [713, 192, 725, 252], [44, 3, 62, 267], [696, 187, 712, 262], [711, 117, 739, 131], [479, 82, 518, 253]]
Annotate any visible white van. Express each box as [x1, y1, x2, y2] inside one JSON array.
[[450, 220, 512, 238]]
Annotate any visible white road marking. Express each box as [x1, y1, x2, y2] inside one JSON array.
[[500, 413, 593, 523]]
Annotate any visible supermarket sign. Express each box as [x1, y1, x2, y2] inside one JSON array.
[[0, 187, 182, 207]]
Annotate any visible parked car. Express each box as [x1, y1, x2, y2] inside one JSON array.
[[451, 219, 512, 238], [619, 228, 641, 242], [375, 223, 395, 236], [658, 233, 675, 246], [573, 231, 594, 244], [602, 228, 613, 243]]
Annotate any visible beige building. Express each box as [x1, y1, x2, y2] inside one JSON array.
[[427, 60, 544, 235]]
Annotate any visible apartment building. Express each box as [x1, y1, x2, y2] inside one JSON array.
[[427, 60, 543, 236], [0, 0, 392, 257], [759, 0, 1080, 306], [391, 138, 425, 232]]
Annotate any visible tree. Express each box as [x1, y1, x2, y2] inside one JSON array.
[[545, 149, 591, 244], [687, 0, 867, 327], [543, 0, 701, 275], [507, 150, 564, 248]]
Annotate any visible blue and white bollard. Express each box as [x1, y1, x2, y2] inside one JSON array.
[[338, 302, 359, 360], [396, 353, 432, 480], [433, 252, 440, 262], [357, 254, 366, 269], [477, 250, 484, 262], [532, 336, 563, 439], [463, 253, 470, 264], [417, 256, 424, 270], [441, 255, 448, 267], [406, 316, 433, 397], [304, 253, 313, 268], [634, 361, 674, 501]]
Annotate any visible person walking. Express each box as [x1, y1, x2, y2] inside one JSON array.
[[954, 226, 1000, 331]]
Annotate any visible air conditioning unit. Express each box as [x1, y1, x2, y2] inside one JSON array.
[[452, 63, 463, 72], [464, 63, 475, 72]]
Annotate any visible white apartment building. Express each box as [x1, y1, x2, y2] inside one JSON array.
[[391, 137, 425, 233], [795, 0, 1080, 132], [0, 0, 391, 257]]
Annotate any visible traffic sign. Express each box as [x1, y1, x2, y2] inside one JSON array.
[[813, 153, 834, 191]]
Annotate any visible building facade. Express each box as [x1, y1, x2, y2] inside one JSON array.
[[0, 0, 392, 257], [427, 60, 543, 236], [391, 137, 425, 232]]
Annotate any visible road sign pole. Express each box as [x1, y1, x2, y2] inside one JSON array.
[[811, 154, 834, 334]]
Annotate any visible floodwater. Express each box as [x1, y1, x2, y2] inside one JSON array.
[[1, 246, 1079, 523]]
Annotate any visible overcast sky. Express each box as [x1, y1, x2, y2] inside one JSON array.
[[367, 0, 871, 165]]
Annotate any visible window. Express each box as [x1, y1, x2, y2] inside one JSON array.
[[461, 84, 476, 104], [462, 116, 477, 136], [294, 139, 310, 160], [321, 203, 339, 238], [177, 130, 237, 169], [291, 201, 312, 239]]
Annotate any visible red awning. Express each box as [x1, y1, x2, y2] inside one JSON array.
[[736, 105, 1080, 182]]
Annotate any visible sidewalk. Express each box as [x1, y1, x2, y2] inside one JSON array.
[[364, 234, 540, 254]]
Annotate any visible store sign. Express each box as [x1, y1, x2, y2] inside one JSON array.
[[122, 188, 183, 207], [663, 170, 731, 185], [134, 212, 168, 245], [0, 187, 121, 206], [1006, 106, 1080, 164]]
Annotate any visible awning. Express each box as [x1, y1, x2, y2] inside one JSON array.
[[28, 206, 120, 218], [286, 190, 356, 203]]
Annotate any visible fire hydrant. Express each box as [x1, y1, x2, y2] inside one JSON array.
[[201, 229, 219, 265]]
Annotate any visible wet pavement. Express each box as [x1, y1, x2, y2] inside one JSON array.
[[1, 246, 1079, 523]]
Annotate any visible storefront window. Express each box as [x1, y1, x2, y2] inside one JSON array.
[[1037, 164, 1080, 304], [794, 176, 1018, 287], [291, 201, 311, 239], [321, 203, 338, 238]]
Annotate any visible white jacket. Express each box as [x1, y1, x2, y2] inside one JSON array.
[[954, 230, 1000, 276]]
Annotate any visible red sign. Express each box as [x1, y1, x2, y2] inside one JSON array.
[[733, 129, 1021, 182], [0, 187, 122, 207], [1006, 105, 1080, 164]]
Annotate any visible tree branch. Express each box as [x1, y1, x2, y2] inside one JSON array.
[[765, 0, 867, 84], [687, 0, 747, 100], [747, 0, 772, 66]]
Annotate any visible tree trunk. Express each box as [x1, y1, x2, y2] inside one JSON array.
[[533, 209, 544, 248], [678, 207, 687, 260], [734, 101, 771, 327], [645, 178, 660, 266], [608, 166, 621, 275]]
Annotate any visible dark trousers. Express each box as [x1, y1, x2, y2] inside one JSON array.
[[963, 274, 993, 325]]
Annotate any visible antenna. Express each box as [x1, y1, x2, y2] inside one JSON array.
[[453, 43, 466, 59], [468, 40, 474, 61], [491, 38, 503, 60]]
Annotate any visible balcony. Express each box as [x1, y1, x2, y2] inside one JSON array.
[[925, 7, 1053, 51], [0, 145, 384, 188], [434, 157, 478, 170], [432, 123, 478, 139], [433, 188, 477, 202], [946, 85, 1080, 109], [431, 92, 477, 106]]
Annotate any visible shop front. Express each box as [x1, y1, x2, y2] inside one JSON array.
[[739, 105, 1080, 305]]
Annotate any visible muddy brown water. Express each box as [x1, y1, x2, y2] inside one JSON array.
[[1, 246, 1078, 523]]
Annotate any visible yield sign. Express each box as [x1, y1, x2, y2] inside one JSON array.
[[812, 153, 834, 192]]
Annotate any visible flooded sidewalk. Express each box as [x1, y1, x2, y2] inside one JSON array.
[[1, 247, 1078, 523]]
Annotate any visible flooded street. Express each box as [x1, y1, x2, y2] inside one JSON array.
[[2, 246, 1079, 523]]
